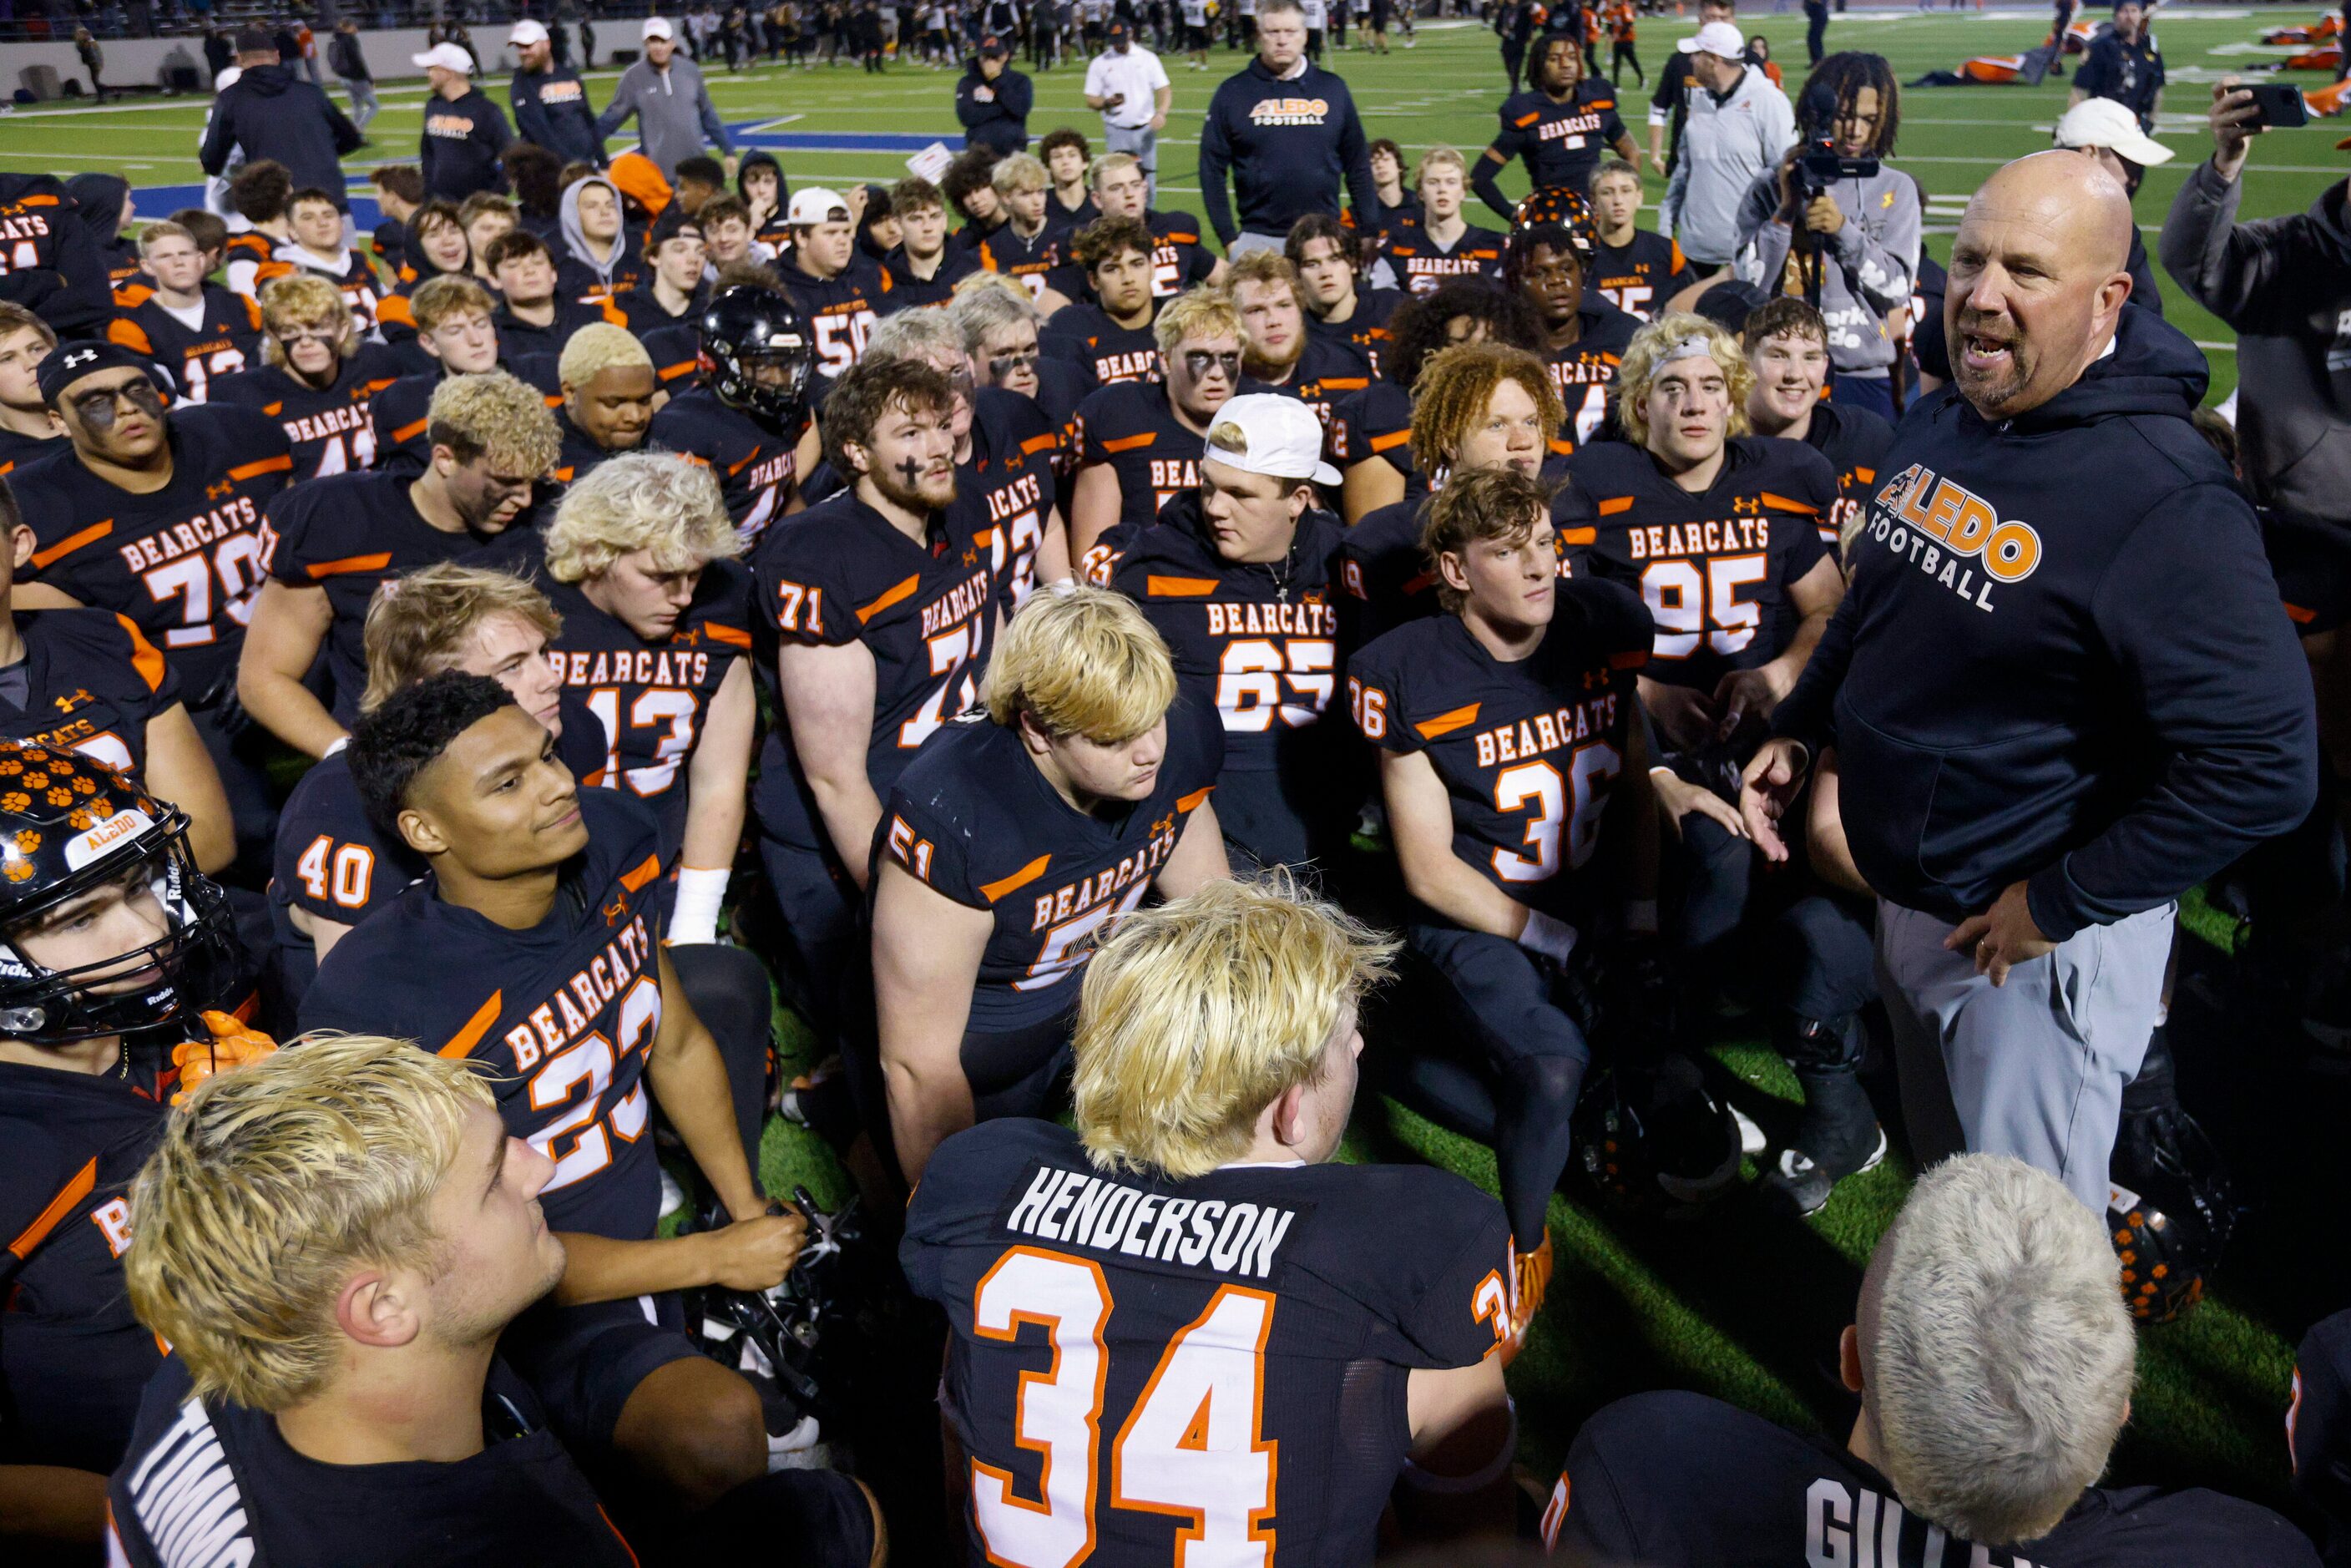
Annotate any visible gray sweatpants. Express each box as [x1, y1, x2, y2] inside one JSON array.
[[1105, 122, 1157, 201], [1876, 899, 2172, 1211]]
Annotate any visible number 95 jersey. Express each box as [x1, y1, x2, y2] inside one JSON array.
[[902, 1118, 1514, 1568]]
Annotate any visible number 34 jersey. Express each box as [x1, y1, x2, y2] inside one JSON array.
[[1347, 584, 1651, 920], [902, 1118, 1514, 1568]]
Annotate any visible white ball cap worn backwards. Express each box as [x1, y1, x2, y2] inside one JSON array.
[[787, 186, 852, 225], [508, 18, 550, 45], [1677, 20, 1747, 58], [2052, 96, 2176, 166], [412, 42, 474, 73], [1203, 394, 1343, 488], [643, 15, 676, 38]]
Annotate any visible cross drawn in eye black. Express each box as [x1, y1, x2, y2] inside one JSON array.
[[897, 455, 924, 491]]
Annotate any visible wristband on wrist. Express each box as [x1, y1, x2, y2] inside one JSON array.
[[669, 865, 731, 947], [1519, 908, 1579, 964]]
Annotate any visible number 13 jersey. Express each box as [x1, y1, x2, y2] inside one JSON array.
[[902, 1118, 1514, 1567]]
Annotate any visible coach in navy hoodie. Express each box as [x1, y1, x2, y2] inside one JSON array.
[[1742, 152, 2317, 1212], [1197, 0, 1378, 254]]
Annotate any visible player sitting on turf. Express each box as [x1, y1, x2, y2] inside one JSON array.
[[1039, 215, 1166, 390], [1289, 212, 1407, 379], [1069, 286, 1246, 556], [306, 671, 807, 1512], [0, 746, 263, 1555], [550, 324, 659, 483], [647, 285, 816, 544], [1348, 465, 1657, 1332], [368, 276, 565, 476], [106, 220, 262, 406], [274, 184, 388, 336], [1089, 149, 1226, 301], [1741, 296, 1894, 555], [1376, 148, 1510, 299], [209, 274, 403, 483], [1226, 250, 1374, 421], [1587, 157, 1687, 320], [903, 875, 1518, 1563], [1511, 222, 1640, 454], [872, 585, 1229, 1186], [1544, 1153, 2323, 1566], [1086, 394, 1350, 872], [114, 1033, 884, 1568], [0, 304, 59, 476]]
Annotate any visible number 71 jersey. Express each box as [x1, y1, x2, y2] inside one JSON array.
[[902, 1118, 1514, 1567]]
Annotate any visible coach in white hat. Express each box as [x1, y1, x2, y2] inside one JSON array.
[[414, 41, 515, 202], [595, 15, 736, 179], [1660, 18, 1796, 271], [509, 17, 606, 167], [2053, 95, 2172, 315]]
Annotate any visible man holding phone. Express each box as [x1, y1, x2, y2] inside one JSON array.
[[2158, 78, 2351, 520]]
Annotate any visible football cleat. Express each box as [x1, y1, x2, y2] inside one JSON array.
[[1510, 1229, 1555, 1343]]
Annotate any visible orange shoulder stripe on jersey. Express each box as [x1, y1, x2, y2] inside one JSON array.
[[1558, 526, 1595, 545], [727, 446, 764, 478], [1368, 429, 1410, 453], [112, 281, 154, 307], [261, 401, 285, 417], [107, 319, 154, 355], [2287, 600, 2318, 625], [551, 466, 577, 483], [306, 552, 393, 579], [31, 519, 112, 570], [1020, 432, 1059, 455], [438, 990, 506, 1059], [376, 294, 416, 329], [392, 417, 429, 443], [1549, 438, 1575, 456], [8, 1156, 96, 1260], [1595, 496, 1635, 516], [620, 853, 662, 893], [1609, 648, 1648, 669], [1514, 111, 1541, 128], [234, 453, 296, 479], [978, 853, 1053, 903], [1100, 432, 1156, 453], [17, 195, 57, 207], [114, 615, 168, 692], [857, 574, 923, 625], [596, 1505, 643, 1568], [1322, 377, 1370, 392], [1145, 574, 1221, 597], [1760, 490, 1819, 517], [1414, 701, 1482, 741], [704, 621, 753, 649], [1852, 466, 1876, 486], [657, 359, 697, 383], [543, 392, 564, 408], [1176, 785, 1215, 812]]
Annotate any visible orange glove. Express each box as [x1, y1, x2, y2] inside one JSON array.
[[170, 1010, 278, 1105]]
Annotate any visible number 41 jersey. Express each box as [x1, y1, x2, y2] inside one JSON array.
[[903, 1118, 1514, 1568]]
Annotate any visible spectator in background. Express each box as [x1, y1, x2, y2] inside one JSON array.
[[205, 25, 235, 79], [2161, 79, 2351, 520], [1199, 0, 1378, 255], [329, 19, 378, 132], [503, 143, 567, 245], [416, 43, 514, 204], [957, 34, 1034, 154], [597, 17, 736, 179], [2052, 96, 2167, 314], [74, 28, 111, 104], [1085, 21, 1173, 202], [673, 154, 730, 216], [200, 28, 367, 226], [1661, 20, 1795, 273], [510, 18, 606, 169], [367, 165, 426, 278], [2070, 0, 2163, 134]]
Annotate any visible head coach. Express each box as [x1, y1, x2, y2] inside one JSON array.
[[1739, 150, 2318, 1211]]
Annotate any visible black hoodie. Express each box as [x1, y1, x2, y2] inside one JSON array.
[[1772, 306, 2318, 940], [199, 62, 366, 212], [1197, 56, 1377, 245]]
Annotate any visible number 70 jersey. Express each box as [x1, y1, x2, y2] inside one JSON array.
[[902, 1119, 1514, 1568]]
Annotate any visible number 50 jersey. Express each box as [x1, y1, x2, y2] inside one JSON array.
[[903, 1118, 1514, 1568]]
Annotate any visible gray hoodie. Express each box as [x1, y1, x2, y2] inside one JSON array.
[[559, 175, 629, 286], [1733, 163, 1920, 377], [593, 53, 732, 177], [1659, 64, 1796, 270]]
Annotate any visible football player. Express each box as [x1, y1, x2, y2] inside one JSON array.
[[368, 276, 565, 477], [1586, 157, 1687, 320], [1476, 33, 1640, 226], [877, 177, 982, 314], [0, 304, 59, 476], [1090, 149, 1225, 301], [903, 876, 1518, 1563], [1289, 212, 1406, 378], [220, 163, 301, 306], [0, 173, 112, 338], [1348, 465, 1656, 1327], [973, 154, 1080, 313], [1545, 1155, 2319, 1565], [1039, 215, 1165, 388], [872, 586, 1228, 1184], [551, 323, 658, 483], [1086, 395, 1349, 871], [778, 187, 884, 382], [1068, 286, 1245, 556], [209, 274, 404, 483], [646, 286, 817, 544], [1226, 250, 1374, 420], [106, 220, 262, 406], [309, 672, 805, 1511], [0, 751, 256, 1550], [1741, 296, 1894, 553], [1509, 221, 1639, 453], [240, 370, 561, 756], [752, 357, 997, 1039], [1377, 148, 1510, 298], [274, 185, 388, 336], [488, 230, 625, 359], [617, 207, 712, 336], [953, 274, 1093, 431], [554, 174, 648, 301]]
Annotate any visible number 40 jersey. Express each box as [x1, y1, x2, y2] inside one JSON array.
[[903, 1117, 1514, 1568]]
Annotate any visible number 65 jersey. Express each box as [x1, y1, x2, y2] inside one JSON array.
[[902, 1118, 1514, 1568]]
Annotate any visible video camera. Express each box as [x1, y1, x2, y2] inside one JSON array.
[[1798, 139, 1880, 195]]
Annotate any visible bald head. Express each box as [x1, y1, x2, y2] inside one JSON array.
[[1944, 152, 2137, 422]]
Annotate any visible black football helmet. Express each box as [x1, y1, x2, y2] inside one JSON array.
[[0, 741, 239, 1044], [1512, 184, 1600, 258], [699, 286, 816, 427], [1575, 1053, 1744, 1216], [680, 1186, 865, 1437], [2109, 1106, 2237, 1323]]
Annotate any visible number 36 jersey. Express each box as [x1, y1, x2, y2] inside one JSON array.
[[1348, 584, 1651, 920], [902, 1118, 1514, 1568]]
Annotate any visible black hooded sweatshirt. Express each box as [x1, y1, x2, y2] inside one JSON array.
[[1772, 305, 2318, 940], [199, 63, 366, 212]]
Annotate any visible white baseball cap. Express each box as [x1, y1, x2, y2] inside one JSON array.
[[2052, 96, 2175, 166], [508, 19, 549, 45], [1677, 21, 1747, 58], [786, 186, 852, 225], [1201, 395, 1342, 488], [412, 42, 473, 73], [642, 16, 675, 38]]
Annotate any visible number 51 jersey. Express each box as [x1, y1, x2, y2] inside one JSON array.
[[905, 1118, 1514, 1568]]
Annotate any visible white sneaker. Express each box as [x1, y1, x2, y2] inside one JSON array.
[[765, 1414, 828, 1470], [1732, 1105, 1767, 1158]]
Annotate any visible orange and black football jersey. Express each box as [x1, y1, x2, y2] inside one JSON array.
[[0, 609, 180, 779], [958, 386, 1064, 611], [300, 787, 670, 1241], [220, 229, 295, 303], [1072, 378, 1215, 534], [1306, 286, 1404, 380], [276, 243, 387, 336], [877, 245, 981, 313], [1040, 301, 1163, 389], [1565, 435, 1836, 692], [640, 321, 703, 391], [209, 342, 405, 481], [1341, 470, 1594, 644], [0, 426, 59, 478], [1252, 334, 1377, 425], [1796, 399, 1895, 550], [1485, 82, 1630, 208], [1348, 580, 1650, 918], [107, 282, 262, 404], [13, 404, 292, 700], [1545, 301, 1641, 453], [1328, 380, 1415, 487], [976, 223, 1084, 309], [1376, 215, 1509, 298], [751, 490, 999, 852], [1145, 207, 1221, 300], [616, 281, 709, 337], [778, 260, 883, 382], [0, 174, 113, 336], [1590, 229, 1687, 321], [648, 386, 809, 546], [367, 354, 564, 476], [902, 1117, 1514, 1568]]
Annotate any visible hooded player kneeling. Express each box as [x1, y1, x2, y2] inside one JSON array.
[[902, 876, 1518, 1564]]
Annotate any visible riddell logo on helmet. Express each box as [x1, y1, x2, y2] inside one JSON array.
[[64, 807, 154, 873]]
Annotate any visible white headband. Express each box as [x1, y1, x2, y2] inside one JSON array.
[[1657, 335, 1717, 367]]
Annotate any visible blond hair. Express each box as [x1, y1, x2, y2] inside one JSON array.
[[407, 274, 497, 333], [544, 451, 739, 584], [1074, 876, 1397, 1179], [990, 151, 1049, 195], [1154, 286, 1244, 358], [259, 273, 353, 368], [948, 276, 1039, 355], [1416, 145, 1469, 184], [124, 1034, 494, 1412], [557, 321, 653, 390], [985, 584, 1176, 742], [427, 368, 562, 476], [1088, 150, 1144, 192], [1223, 249, 1299, 301], [361, 562, 562, 711], [136, 220, 196, 257], [1615, 311, 1754, 448], [1869, 1155, 2136, 1546]]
